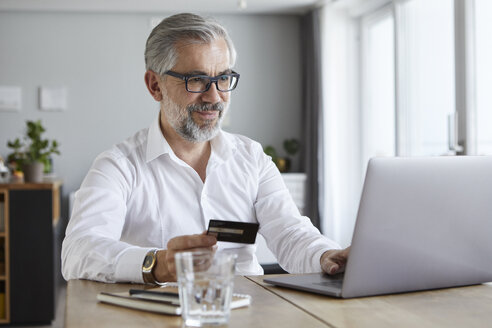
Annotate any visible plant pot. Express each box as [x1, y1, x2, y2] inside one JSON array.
[[23, 162, 44, 183], [275, 157, 290, 173]]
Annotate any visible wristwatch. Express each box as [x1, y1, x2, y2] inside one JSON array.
[[142, 249, 160, 285]]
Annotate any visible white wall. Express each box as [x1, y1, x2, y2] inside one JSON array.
[[0, 12, 302, 217]]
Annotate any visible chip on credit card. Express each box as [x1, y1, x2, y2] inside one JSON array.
[[207, 219, 259, 244]]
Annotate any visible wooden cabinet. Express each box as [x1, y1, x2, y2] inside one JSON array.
[[0, 181, 62, 325]]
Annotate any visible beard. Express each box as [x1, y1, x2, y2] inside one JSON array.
[[161, 90, 229, 143]]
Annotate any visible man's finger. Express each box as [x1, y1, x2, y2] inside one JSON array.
[[174, 246, 216, 254], [334, 247, 350, 261], [321, 257, 340, 274], [167, 234, 217, 250], [321, 247, 350, 274], [328, 263, 339, 274]]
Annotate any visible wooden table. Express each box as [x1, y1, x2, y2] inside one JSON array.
[[66, 275, 492, 328], [66, 276, 325, 328]]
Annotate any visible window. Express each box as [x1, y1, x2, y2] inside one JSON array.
[[361, 7, 396, 171], [320, 0, 492, 246], [475, 0, 492, 154], [397, 0, 456, 156], [361, 0, 456, 161]]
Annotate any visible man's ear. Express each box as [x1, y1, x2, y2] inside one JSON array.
[[144, 70, 163, 102]]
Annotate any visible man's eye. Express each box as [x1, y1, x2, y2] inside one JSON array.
[[188, 77, 206, 83], [219, 75, 230, 81]]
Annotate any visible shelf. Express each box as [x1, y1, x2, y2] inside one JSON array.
[[0, 179, 62, 190], [0, 190, 7, 324]]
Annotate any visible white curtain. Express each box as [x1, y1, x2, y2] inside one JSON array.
[[319, 4, 362, 247]]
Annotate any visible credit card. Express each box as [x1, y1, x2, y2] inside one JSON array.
[[207, 219, 259, 244]]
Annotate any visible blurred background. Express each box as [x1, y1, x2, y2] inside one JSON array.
[[2, 0, 492, 325]]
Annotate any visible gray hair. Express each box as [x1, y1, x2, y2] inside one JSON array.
[[145, 13, 237, 75]]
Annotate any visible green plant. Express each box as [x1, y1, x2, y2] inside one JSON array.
[[263, 145, 278, 162], [283, 138, 300, 157], [7, 120, 60, 172], [263, 138, 300, 173]]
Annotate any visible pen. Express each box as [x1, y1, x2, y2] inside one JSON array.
[[129, 289, 179, 298]]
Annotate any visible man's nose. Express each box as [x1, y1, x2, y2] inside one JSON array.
[[201, 82, 222, 104]]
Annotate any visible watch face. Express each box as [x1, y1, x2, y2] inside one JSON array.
[[143, 254, 155, 271]]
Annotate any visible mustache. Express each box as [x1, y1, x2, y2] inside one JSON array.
[[187, 102, 225, 113]]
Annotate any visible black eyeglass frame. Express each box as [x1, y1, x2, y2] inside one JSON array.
[[164, 70, 240, 93]]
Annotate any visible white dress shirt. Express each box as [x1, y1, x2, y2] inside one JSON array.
[[61, 116, 340, 283]]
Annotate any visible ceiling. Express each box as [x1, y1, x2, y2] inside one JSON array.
[[0, 0, 330, 14]]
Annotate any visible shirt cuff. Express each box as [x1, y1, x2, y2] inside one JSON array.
[[114, 247, 155, 283]]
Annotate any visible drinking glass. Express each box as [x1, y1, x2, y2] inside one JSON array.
[[175, 251, 237, 327]]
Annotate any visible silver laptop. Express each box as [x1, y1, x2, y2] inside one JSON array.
[[264, 156, 492, 298]]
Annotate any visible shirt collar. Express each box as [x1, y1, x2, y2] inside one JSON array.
[[145, 114, 237, 164], [145, 115, 173, 163], [210, 130, 237, 165]]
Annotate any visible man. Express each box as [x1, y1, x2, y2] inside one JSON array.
[[62, 13, 349, 284]]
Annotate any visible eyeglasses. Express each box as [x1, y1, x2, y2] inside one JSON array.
[[164, 70, 240, 93]]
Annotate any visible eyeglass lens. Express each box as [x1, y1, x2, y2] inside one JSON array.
[[187, 75, 238, 92]]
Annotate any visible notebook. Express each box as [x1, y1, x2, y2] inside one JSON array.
[[97, 283, 251, 315], [264, 156, 492, 298]]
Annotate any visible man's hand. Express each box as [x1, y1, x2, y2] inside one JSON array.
[[153, 233, 217, 282], [320, 247, 350, 275]]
